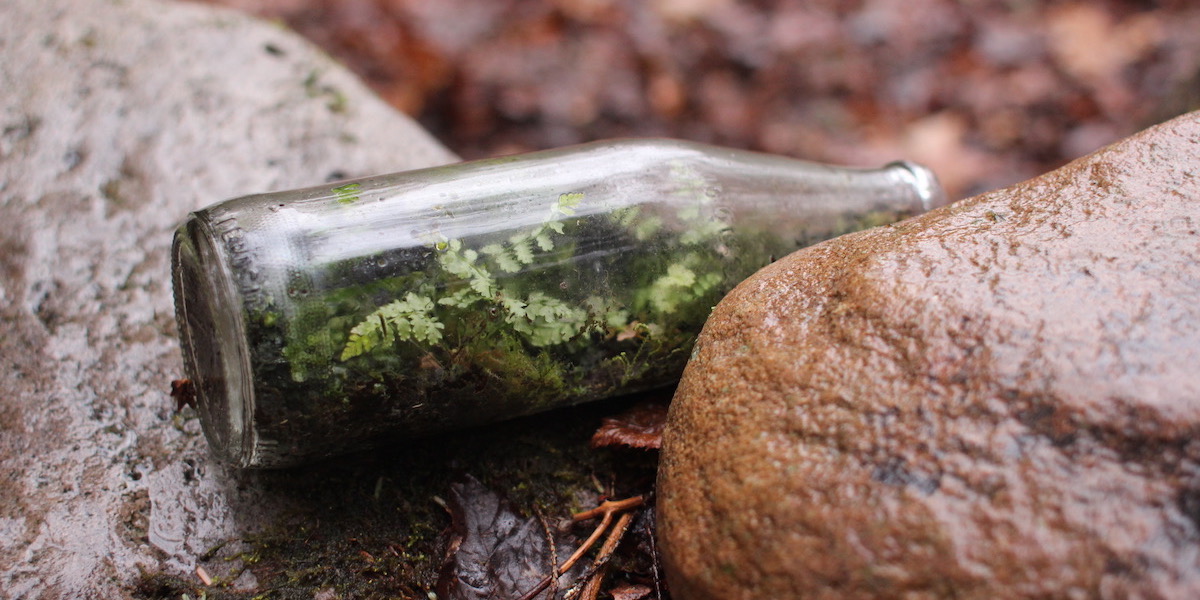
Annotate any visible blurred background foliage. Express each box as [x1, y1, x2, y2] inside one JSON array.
[[190, 0, 1200, 199]]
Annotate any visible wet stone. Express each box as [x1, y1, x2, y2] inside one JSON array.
[[0, 0, 455, 596], [658, 111, 1200, 599]]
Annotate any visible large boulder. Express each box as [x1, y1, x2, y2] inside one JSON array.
[[0, 0, 455, 596], [659, 111, 1200, 598]]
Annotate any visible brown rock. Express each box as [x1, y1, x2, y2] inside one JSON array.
[[658, 111, 1200, 599]]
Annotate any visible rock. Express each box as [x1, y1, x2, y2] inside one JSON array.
[[0, 0, 455, 596], [658, 111, 1200, 599]]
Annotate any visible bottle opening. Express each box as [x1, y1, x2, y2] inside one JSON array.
[[172, 216, 257, 467], [886, 161, 949, 212]]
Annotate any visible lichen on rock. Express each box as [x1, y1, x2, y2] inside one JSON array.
[[0, 0, 454, 595]]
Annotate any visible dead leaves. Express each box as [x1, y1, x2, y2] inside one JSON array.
[[170, 378, 196, 412], [193, 0, 1200, 203], [590, 402, 668, 450], [435, 401, 669, 598], [438, 476, 658, 600], [437, 476, 585, 600]]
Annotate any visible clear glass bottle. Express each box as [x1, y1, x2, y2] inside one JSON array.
[[172, 139, 945, 467]]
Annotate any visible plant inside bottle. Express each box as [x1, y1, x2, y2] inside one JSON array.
[[262, 174, 813, 458], [172, 139, 944, 466]]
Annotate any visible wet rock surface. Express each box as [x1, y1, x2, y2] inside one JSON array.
[[0, 0, 455, 596], [659, 111, 1200, 599]]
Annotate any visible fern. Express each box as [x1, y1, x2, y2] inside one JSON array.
[[612, 206, 663, 241], [554, 192, 583, 216], [642, 260, 723, 315], [436, 237, 496, 298], [509, 235, 535, 264], [506, 291, 589, 347], [498, 293, 528, 320], [481, 243, 521, 273], [437, 288, 480, 309], [533, 229, 555, 252], [341, 292, 443, 361], [473, 193, 580, 275], [343, 190, 628, 364]]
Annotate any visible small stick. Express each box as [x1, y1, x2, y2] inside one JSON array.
[[646, 512, 663, 600], [567, 510, 636, 600], [516, 513, 612, 600], [536, 509, 559, 600], [195, 565, 213, 587], [516, 496, 643, 600], [572, 496, 644, 522]]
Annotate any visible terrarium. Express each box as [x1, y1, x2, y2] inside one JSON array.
[[172, 139, 945, 467]]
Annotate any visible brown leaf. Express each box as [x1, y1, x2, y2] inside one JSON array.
[[170, 378, 195, 412], [590, 402, 668, 450], [610, 582, 653, 600], [437, 476, 583, 600]]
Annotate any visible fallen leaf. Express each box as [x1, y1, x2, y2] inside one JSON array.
[[611, 582, 653, 600], [437, 476, 582, 600], [591, 402, 668, 450], [170, 378, 195, 412]]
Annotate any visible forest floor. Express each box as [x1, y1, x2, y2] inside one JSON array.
[[194, 0, 1200, 201]]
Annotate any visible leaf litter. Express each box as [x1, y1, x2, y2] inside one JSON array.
[[437, 475, 586, 600], [437, 475, 660, 600]]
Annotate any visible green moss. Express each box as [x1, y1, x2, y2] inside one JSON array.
[[219, 168, 921, 468], [235, 182, 795, 464]]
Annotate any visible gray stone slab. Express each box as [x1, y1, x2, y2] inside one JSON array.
[[0, 0, 457, 596]]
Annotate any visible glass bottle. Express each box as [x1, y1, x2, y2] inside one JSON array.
[[172, 139, 945, 467]]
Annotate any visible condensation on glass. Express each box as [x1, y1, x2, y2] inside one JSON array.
[[171, 139, 946, 467]]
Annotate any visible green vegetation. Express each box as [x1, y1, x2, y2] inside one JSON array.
[[238, 170, 908, 464], [332, 183, 361, 205]]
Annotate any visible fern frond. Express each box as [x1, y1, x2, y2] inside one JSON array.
[[341, 292, 444, 361], [482, 243, 521, 273], [509, 236, 535, 265], [438, 288, 480, 308], [340, 318, 383, 361], [533, 230, 555, 251], [554, 192, 583, 216], [645, 264, 700, 314], [507, 291, 588, 347], [498, 293, 528, 320]]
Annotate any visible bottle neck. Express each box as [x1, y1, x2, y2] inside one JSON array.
[[683, 145, 946, 242]]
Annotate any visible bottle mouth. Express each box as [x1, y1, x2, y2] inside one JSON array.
[[886, 160, 950, 212], [171, 215, 257, 467]]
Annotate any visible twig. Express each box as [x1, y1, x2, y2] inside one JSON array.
[[515, 496, 644, 600], [566, 511, 636, 600], [195, 565, 213, 587], [516, 513, 611, 600], [197, 539, 229, 562], [536, 508, 559, 600], [646, 511, 663, 600], [572, 496, 644, 522]]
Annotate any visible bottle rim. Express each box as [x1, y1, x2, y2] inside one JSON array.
[[171, 214, 258, 467], [886, 160, 949, 212]]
